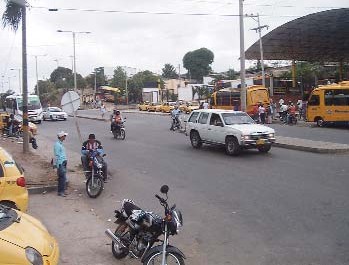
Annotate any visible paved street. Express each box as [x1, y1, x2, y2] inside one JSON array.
[[35, 113, 349, 265]]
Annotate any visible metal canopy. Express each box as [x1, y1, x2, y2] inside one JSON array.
[[245, 8, 349, 62]]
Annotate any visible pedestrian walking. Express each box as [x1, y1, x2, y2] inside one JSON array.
[[54, 131, 68, 197], [258, 103, 266, 124], [100, 103, 106, 118], [203, 101, 209, 109], [266, 104, 273, 124]]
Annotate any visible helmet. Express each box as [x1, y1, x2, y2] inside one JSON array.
[[116, 110, 120, 115]]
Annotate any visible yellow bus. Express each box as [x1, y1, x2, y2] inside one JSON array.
[[210, 85, 270, 115], [307, 81, 349, 127]]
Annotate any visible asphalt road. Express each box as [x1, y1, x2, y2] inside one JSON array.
[[37, 114, 349, 265]]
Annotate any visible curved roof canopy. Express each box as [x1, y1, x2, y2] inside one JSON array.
[[245, 8, 349, 62]]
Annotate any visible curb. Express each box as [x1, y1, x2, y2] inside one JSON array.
[[273, 142, 349, 154], [27, 184, 57, 195]]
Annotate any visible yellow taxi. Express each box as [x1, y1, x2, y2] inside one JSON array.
[[0, 204, 60, 264], [0, 147, 28, 212], [138, 101, 150, 111], [147, 103, 162, 112], [180, 101, 200, 113], [160, 102, 176, 113]]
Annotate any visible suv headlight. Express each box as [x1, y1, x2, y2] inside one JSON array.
[[242, 135, 250, 140], [268, 133, 275, 138], [25, 247, 43, 265]]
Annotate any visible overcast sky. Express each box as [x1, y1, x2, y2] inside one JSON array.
[[0, 0, 348, 93]]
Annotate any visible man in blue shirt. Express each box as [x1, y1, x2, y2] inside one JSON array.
[[54, 131, 68, 197]]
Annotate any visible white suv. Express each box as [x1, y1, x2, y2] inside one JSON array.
[[185, 109, 275, 155]]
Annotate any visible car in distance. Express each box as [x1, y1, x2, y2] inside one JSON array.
[[160, 102, 176, 113], [138, 101, 150, 111], [147, 102, 162, 112], [185, 109, 275, 155], [43, 107, 68, 121], [0, 204, 60, 264], [180, 101, 200, 113], [0, 147, 28, 212]]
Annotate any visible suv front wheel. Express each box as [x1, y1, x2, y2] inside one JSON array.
[[225, 136, 241, 156], [190, 131, 202, 149]]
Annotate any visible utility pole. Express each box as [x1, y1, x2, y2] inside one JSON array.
[[250, 13, 268, 87], [33, 54, 47, 98], [239, 0, 246, 112]]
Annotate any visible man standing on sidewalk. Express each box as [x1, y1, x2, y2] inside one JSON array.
[[54, 131, 68, 197]]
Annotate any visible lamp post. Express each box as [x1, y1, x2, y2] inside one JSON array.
[[57, 30, 91, 92], [239, 0, 246, 112], [33, 54, 47, 98], [10, 68, 21, 94]]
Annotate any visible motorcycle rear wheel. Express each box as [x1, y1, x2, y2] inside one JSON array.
[[143, 252, 185, 265], [86, 175, 104, 198], [120, 129, 126, 140]]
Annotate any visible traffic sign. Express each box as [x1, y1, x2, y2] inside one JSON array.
[[61, 91, 80, 114]]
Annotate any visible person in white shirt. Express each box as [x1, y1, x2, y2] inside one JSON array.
[[258, 103, 266, 124], [203, 101, 209, 109]]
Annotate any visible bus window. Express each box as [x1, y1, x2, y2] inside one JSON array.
[[324, 90, 333, 106], [333, 89, 349, 106], [308, 95, 320, 106]]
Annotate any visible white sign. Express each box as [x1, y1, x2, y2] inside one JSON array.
[[61, 91, 80, 114]]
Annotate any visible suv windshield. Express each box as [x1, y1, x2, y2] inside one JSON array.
[[222, 112, 255, 125]]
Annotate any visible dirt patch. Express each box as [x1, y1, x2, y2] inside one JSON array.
[[0, 136, 57, 187]]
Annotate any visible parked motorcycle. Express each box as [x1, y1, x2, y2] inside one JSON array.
[[112, 121, 126, 140], [105, 185, 185, 265], [84, 150, 105, 198]]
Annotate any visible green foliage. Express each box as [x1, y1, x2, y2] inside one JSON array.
[[183, 48, 214, 82], [85, 67, 106, 89], [161, 63, 178, 79], [110, 66, 127, 94], [2, 0, 25, 31], [127, 70, 160, 103], [50, 67, 73, 88], [35, 80, 58, 106]]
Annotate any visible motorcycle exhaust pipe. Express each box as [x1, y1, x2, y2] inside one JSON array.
[[105, 229, 127, 248]]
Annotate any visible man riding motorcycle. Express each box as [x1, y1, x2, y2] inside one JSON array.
[[110, 109, 123, 133], [170, 105, 181, 131], [81, 133, 107, 181]]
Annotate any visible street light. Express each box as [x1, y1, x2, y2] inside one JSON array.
[[57, 30, 91, 92], [33, 54, 47, 98], [10, 68, 21, 94]]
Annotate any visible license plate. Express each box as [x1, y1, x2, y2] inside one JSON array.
[[256, 139, 265, 145]]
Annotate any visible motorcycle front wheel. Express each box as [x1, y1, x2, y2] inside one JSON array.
[[86, 175, 104, 198], [143, 252, 185, 265]]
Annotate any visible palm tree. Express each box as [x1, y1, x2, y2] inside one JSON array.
[[2, 0, 29, 152]]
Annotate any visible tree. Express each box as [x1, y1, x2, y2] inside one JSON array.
[[35, 80, 58, 106], [183, 48, 214, 82], [127, 71, 160, 103], [50, 67, 73, 88], [85, 67, 106, 90], [110, 66, 127, 94], [2, 0, 30, 152], [161, 63, 178, 79]]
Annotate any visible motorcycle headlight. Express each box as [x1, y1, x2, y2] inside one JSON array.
[[173, 209, 183, 230], [25, 247, 43, 265]]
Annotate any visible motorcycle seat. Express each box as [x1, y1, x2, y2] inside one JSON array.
[[123, 201, 143, 217]]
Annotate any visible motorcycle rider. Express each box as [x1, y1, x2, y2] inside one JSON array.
[[110, 109, 123, 133], [170, 105, 181, 130], [81, 133, 107, 181], [287, 102, 297, 124]]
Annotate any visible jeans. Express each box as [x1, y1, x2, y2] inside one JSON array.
[[57, 162, 67, 194]]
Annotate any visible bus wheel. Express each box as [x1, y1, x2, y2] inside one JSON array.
[[316, 117, 324, 127]]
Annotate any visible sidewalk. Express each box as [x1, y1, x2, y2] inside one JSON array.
[[74, 109, 349, 154]]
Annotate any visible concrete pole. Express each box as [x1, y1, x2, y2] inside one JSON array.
[[257, 14, 265, 88], [35, 56, 40, 98], [292, 60, 296, 88], [239, 0, 246, 111]]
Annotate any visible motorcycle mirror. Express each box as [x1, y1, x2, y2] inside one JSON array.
[[160, 185, 169, 194], [102, 154, 106, 157]]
